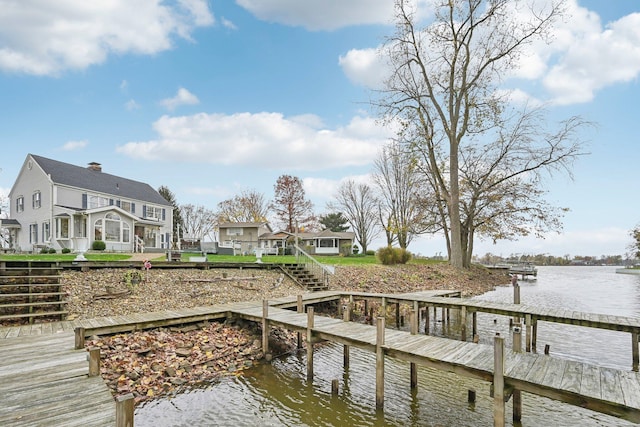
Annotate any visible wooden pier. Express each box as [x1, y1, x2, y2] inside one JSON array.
[[1, 290, 639, 426]]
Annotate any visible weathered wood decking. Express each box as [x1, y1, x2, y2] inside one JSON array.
[[0, 332, 115, 426], [1, 289, 639, 425]]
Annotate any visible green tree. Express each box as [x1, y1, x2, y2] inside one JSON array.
[[158, 185, 182, 246], [319, 212, 350, 232]]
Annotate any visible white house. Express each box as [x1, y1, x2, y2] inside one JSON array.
[[0, 154, 173, 253]]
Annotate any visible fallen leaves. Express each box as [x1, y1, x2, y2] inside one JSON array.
[[86, 319, 294, 405]]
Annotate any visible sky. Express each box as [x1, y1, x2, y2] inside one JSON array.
[[0, 0, 639, 259]]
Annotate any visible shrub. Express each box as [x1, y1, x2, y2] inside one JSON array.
[[376, 246, 412, 265], [92, 240, 106, 251], [365, 250, 375, 256], [61, 248, 71, 254], [40, 247, 49, 254], [48, 248, 56, 254]]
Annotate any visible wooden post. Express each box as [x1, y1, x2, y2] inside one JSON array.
[[395, 302, 400, 328], [525, 314, 532, 352], [343, 303, 350, 369], [115, 393, 134, 427], [381, 297, 387, 318], [472, 312, 477, 339], [512, 325, 522, 423], [364, 299, 369, 318], [297, 295, 303, 349], [332, 379, 339, 395], [493, 334, 505, 427], [633, 331, 639, 372], [88, 347, 100, 377], [460, 306, 467, 342], [306, 306, 315, 381], [262, 299, 270, 357], [424, 306, 430, 335], [376, 316, 385, 410], [410, 310, 418, 389], [74, 327, 85, 350], [532, 318, 538, 351], [544, 344, 550, 355]]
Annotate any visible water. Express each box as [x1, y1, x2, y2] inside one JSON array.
[[135, 266, 640, 426]]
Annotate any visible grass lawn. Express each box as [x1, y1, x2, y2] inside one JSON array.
[[0, 252, 443, 266]]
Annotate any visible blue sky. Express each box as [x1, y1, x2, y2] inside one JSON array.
[[0, 0, 638, 259]]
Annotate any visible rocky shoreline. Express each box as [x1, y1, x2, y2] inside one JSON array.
[[62, 263, 509, 404]]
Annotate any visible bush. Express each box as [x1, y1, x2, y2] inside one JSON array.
[[48, 248, 56, 254], [366, 250, 375, 256], [39, 247, 49, 254], [92, 240, 106, 251], [376, 246, 412, 265], [61, 248, 71, 254]]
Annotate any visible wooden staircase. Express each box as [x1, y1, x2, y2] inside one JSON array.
[[280, 263, 328, 291], [0, 261, 67, 324]]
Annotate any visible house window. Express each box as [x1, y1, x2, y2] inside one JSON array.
[[29, 223, 38, 244], [318, 239, 336, 248], [16, 196, 24, 213], [42, 221, 50, 242], [32, 191, 41, 209], [89, 195, 110, 209], [120, 201, 133, 213], [95, 213, 130, 242], [56, 217, 69, 239], [226, 228, 244, 236], [145, 206, 162, 220]]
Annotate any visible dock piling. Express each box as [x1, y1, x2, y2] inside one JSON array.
[[512, 325, 522, 422], [493, 334, 505, 427], [632, 331, 639, 372], [116, 393, 134, 427], [376, 316, 386, 410], [88, 346, 100, 377], [306, 306, 315, 381]]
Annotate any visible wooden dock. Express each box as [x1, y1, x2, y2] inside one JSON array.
[[0, 332, 115, 426], [1, 289, 639, 426]]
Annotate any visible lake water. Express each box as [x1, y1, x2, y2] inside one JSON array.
[[135, 266, 640, 426]]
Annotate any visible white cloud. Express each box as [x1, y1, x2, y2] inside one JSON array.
[[125, 99, 140, 111], [543, 9, 640, 104], [160, 88, 200, 110], [61, 140, 88, 151], [236, 0, 393, 30], [304, 173, 373, 206], [338, 1, 640, 106], [338, 48, 388, 89], [221, 17, 237, 30], [0, 0, 214, 76], [116, 112, 392, 170]]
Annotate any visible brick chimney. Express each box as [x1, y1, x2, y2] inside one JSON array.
[[87, 162, 102, 172]]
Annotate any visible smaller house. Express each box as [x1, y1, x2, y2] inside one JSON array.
[[259, 228, 355, 256], [217, 222, 272, 255]]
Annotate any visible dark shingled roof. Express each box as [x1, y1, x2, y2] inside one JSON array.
[[31, 154, 170, 206]]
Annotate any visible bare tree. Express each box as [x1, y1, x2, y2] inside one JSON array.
[[379, 0, 573, 268], [328, 179, 380, 253], [179, 204, 216, 242], [271, 175, 316, 233], [216, 189, 270, 223], [372, 141, 431, 249]]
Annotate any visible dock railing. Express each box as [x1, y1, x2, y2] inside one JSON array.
[[294, 244, 334, 288]]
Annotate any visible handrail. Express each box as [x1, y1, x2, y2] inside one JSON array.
[[293, 244, 333, 288], [134, 235, 145, 253]]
